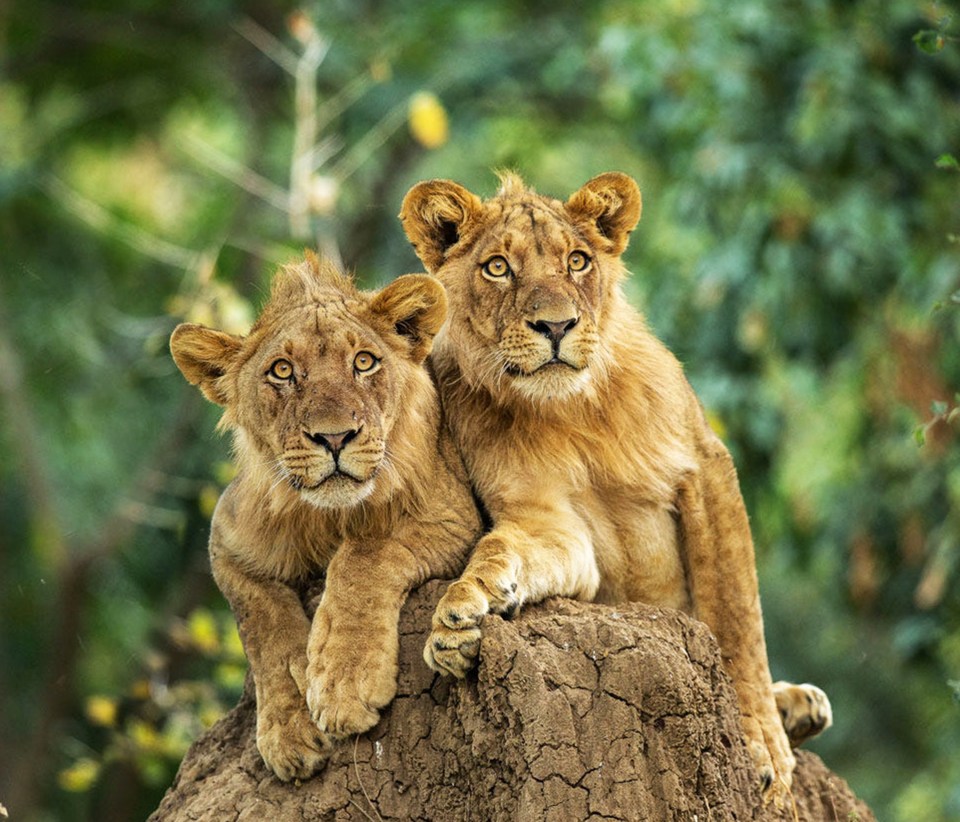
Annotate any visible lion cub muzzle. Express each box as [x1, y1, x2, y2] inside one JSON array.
[[527, 316, 579, 356], [283, 409, 383, 507], [303, 426, 361, 458]]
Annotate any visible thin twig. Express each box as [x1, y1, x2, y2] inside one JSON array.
[[352, 735, 384, 822], [179, 134, 290, 213], [289, 30, 329, 239], [232, 17, 299, 76], [314, 70, 376, 137], [41, 175, 198, 269], [308, 134, 345, 173], [329, 101, 408, 184]]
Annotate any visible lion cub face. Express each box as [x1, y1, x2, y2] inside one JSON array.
[[171, 256, 446, 509], [400, 172, 641, 403], [230, 303, 397, 509]]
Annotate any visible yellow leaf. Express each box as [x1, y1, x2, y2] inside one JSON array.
[[129, 678, 152, 700], [187, 609, 220, 654], [198, 484, 221, 519], [85, 695, 118, 727], [58, 758, 100, 792], [128, 718, 161, 752], [705, 409, 728, 440], [222, 620, 246, 662], [408, 91, 449, 149], [199, 704, 226, 728], [215, 661, 248, 692], [213, 460, 238, 486]]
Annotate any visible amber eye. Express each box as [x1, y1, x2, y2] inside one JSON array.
[[268, 359, 294, 380], [482, 255, 512, 280], [568, 251, 591, 273], [354, 351, 379, 373]]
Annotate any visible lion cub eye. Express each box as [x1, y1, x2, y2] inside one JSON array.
[[567, 251, 592, 273], [482, 255, 512, 281], [353, 351, 380, 373], [268, 359, 294, 381]]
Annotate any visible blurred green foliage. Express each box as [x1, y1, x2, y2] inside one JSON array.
[[1, 1, 958, 820]]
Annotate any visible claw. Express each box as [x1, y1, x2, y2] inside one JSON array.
[[760, 769, 773, 793]]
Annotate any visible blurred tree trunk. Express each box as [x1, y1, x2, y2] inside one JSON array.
[[149, 581, 874, 821]]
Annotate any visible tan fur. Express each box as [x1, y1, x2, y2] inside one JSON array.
[[400, 172, 829, 803], [170, 254, 481, 781], [774, 681, 834, 748]]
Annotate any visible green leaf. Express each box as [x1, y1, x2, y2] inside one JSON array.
[[914, 30, 945, 53], [932, 400, 949, 416], [936, 153, 960, 170], [914, 425, 927, 447]]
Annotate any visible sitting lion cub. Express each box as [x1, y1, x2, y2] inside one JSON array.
[[400, 172, 831, 801], [170, 254, 481, 780]]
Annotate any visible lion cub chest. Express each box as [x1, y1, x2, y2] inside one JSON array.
[[571, 482, 691, 612], [476, 422, 691, 613]]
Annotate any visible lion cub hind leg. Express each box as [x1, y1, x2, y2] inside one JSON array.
[[678, 434, 796, 804], [773, 680, 833, 747]]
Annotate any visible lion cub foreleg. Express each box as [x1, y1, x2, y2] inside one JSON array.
[[210, 542, 333, 782], [304, 527, 460, 739], [426, 503, 600, 677]]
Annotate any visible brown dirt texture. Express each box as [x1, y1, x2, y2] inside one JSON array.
[[149, 580, 874, 821]]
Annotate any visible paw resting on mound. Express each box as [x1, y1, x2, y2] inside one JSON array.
[[425, 556, 522, 677], [256, 699, 334, 782], [305, 601, 400, 738]]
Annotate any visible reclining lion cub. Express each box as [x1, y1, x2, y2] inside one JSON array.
[[400, 172, 831, 802], [170, 254, 481, 780]]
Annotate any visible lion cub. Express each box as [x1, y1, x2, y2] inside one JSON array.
[[400, 172, 831, 802], [170, 254, 481, 780]]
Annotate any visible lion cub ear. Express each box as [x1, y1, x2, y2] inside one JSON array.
[[399, 180, 483, 273], [565, 172, 642, 256], [369, 274, 447, 363], [170, 323, 243, 406]]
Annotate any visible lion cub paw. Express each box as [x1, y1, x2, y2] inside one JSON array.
[[256, 704, 333, 782], [424, 565, 521, 678], [741, 714, 795, 807], [774, 681, 833, 747], [305, 618, 399, 738]]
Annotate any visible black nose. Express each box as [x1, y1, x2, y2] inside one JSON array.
[[304, 427, 360, 457], [527, 317, 579, 346]]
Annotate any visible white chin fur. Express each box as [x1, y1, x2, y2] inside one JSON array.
[[298, 477, 376, 509], [508, 367, 593, 403]]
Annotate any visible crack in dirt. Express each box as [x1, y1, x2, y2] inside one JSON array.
[[149, 582, 875, 822]]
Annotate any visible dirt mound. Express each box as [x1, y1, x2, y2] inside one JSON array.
[[150, 580, 873, 821]]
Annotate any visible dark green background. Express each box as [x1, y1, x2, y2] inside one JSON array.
[[1, 1, 958, 819]]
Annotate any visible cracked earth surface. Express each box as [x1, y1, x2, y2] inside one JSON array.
[[149, 581, 873, 822]]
